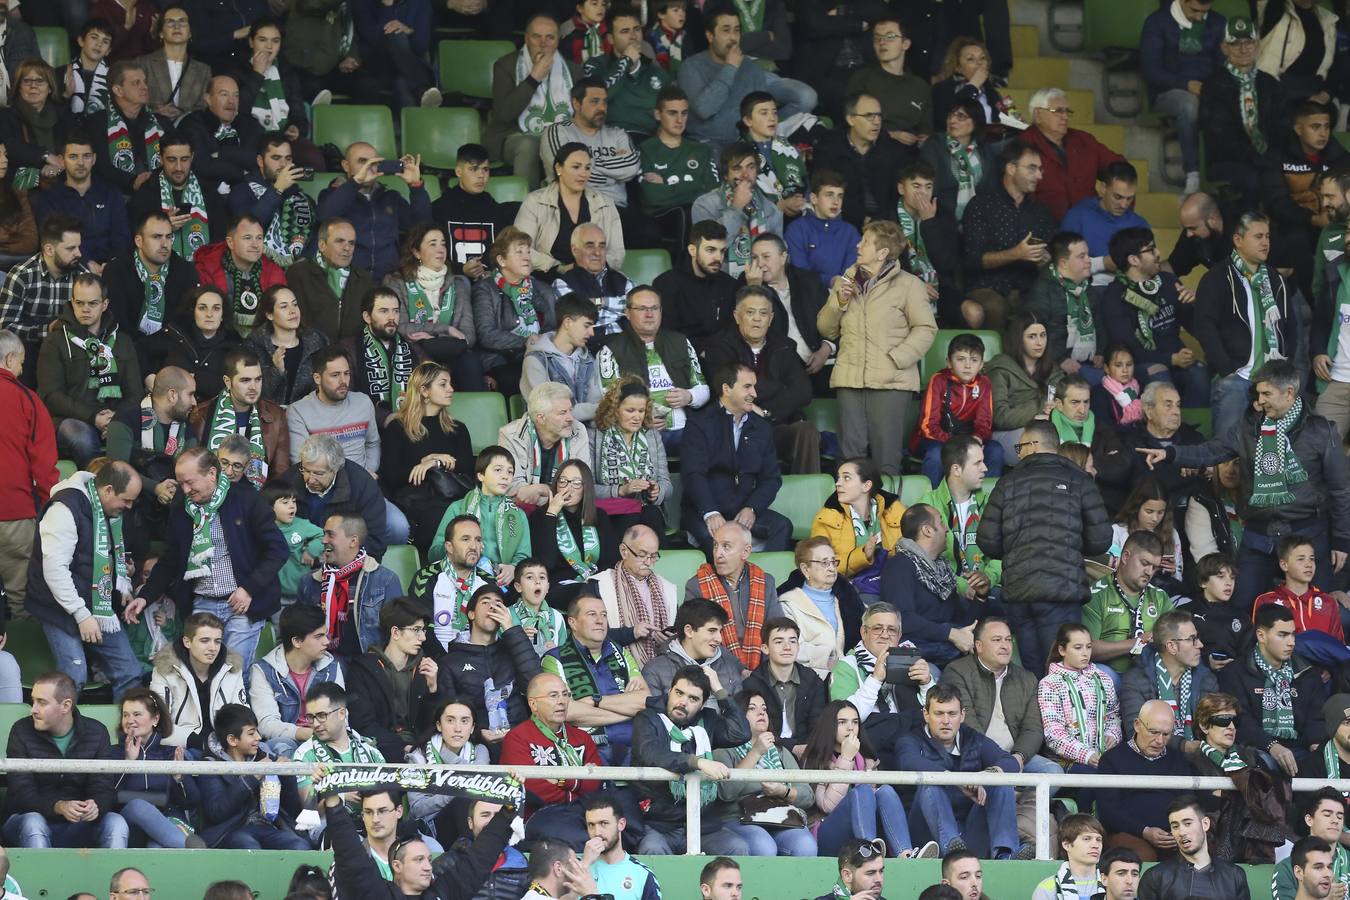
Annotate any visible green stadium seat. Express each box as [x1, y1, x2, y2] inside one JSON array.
[[438, 40, 515, 99], [624, 249, 672, 286], [82, 704, 123, 739], [490, 176, 530, 203], [750, 551, 796, 584], [312, 105, 396, 160], [0, 703, 30, 743], [652, 548, 703, 588], [454, 392, 509, 452], [983, 475, 999, 496], [1082, 0, 1153, 53], [922, 329, 1001, 380], [402, 107, 482, 170], [508, 393, 526, 420], [1181, 407, 1212, 439], [900, 474, 931, 506], [767, 474, 833, 540], [384, 544, 421, 591], [881, 474, 900, 495], [8, 618, 55, 688], [1338, 133, 1350, 153], [36, 27, 71, 68], [56, 459, 77, 479], [254, 620, 278, 659]]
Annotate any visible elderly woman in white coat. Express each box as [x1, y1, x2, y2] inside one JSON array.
[[778, 536, 849, 678]]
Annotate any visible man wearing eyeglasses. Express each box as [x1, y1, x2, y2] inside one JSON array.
[[828, 601, 935, 749], [844, 19, 930, 151], [1022, 87, 1125, 223], [345, 597, 441, 761], [1120, 611, 1216, 755], [108, 868, 152, 899], [593, 524, 677, 666], [812, 837, 890, 900]]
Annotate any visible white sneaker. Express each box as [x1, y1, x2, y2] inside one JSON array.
[[312, 89, 333, 107], [1183, 171, 1200, 195], [915, 840, 941, 859], [420, 87, 443, 108]]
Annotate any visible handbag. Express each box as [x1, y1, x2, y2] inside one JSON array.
[[422, 466, 473, 502], [739, 794, 807, 830]]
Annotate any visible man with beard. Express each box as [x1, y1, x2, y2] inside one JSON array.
[[631, 664, 751, 855], [1312, 171, 1350, 305], [32, 137, 130, 275], [89, 61, 167, 195], [127, 133, 223, 264], [296, 513, 403, 661], [543, 79, 641, 213], [229, 133, 316, 268], [1313, 169, 1350, 441], [285, 346, 380, 476], [813, 838, 890, 900], [581, 793, 659, 900], [1137, 796, 1251, 900], [193, 215, 287, 333], [0, 215, 88, 376], [180, 76, 263, 199], [188, 348, 289, 484], [104, 211, 201, 339], [289, 219, 375, 341], [653, 221, 738, 353], [106, 365, 197, 520], [941, 848, 985, 900], [293, 682, 386, 812], [409, 515, 497, 650], [340, 287, 424, 424]]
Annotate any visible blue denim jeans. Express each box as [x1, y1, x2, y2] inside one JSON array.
[[193, 597, 264, 672], [120, 799, 188, 848], [911, 783, 1021, 857], [41, 621, 144, 703], [638, 823, 749, 855], [816, 784, 914, 856], [723, 821, 818, 856], [1210, 373, 1251, 439], [1150, 89, 1201, 173], [221, 822, 310, 850], [2, 811, 128, 848], [384, 498, 411, 547]]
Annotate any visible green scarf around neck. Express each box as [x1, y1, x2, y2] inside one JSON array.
[[1251, 395, 1308, 508], [531, 714, 584, 766], [1050, 408, 1094, 447], [1251, 646, 1297, 739], [84, 476, 127, 633], [1114, 271, 1163, 350], [183, 469, 230, 580]]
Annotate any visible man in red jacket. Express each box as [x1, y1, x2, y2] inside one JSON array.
[[193, 214, 287, 334], [500, 671, 603, 851], [0, 329, 58, 614], [1022, 88, 1126, 223]]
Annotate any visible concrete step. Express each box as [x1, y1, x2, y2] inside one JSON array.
[[1011, 24, 1040, 59], [1077, 123, 1126, 153], [1134, 192, 1181, 225], [1007, 56, 1070, 90]]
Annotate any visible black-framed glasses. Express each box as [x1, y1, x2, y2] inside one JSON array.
[[622, 543, 660, 562], [309, 707, 346, 723], [1013, 439, 1041, 453], [1170, 634, 1202, 645]]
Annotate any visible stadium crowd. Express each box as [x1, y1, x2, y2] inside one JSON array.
[[1, 0, 1350, 895]]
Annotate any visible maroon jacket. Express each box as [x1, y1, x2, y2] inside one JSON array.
[[1023, 126, 1125, 223], [0, 368, 57, 522]]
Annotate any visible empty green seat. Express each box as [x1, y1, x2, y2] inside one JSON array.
[[454, 392, 509, 452], [36, 27, 71, 68], [0, 703, 30, 743], [768, 474, 833, 541], [750, 551, 796, 584], [899, 474, 931, 507], [508, 393, 526, 420], [438, 40, 515, 99], [490, 176, 529, 203], [8, 618, 55, 688], [921, 329, 1001, 381], [652, 549, 704, 588], [312, 105, 397, 160], [56, 459, 77, 479], [624, 249, 672, 286], [384, 544, 422, 591], [1082, 0, 1153, 53], [402, 107, 482, 170], [82, 705, 123, 739], [254, 621, 279, 659]]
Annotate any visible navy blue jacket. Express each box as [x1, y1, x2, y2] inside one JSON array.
[[881, 548, 979, 646], [31, 179, 132, 265], [195, 739, 302, 848], [1095, 740, 1196, 836], [895, 722, 1018, 774], [1139, 7, 1226, 99], [317, 179, 433, 280], [680, 403, 783, 520], [354, 0, 433, 59], [285, 459, 390, 560], [139, 480, 289, 622]]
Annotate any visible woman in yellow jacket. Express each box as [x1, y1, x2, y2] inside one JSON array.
[[816, 220, 937, 476], [810, 457, 904, 604]]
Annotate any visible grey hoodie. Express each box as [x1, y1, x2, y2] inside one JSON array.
[[520, 332, 603, 422], [640, 637, 744, 711]]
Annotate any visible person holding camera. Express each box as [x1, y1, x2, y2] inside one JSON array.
[[228, 134, 317, 269], [317, 143, 432, 281], [827, 601, 935, 749]]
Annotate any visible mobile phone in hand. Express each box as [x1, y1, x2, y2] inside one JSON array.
[[376, 160, 405, 175]]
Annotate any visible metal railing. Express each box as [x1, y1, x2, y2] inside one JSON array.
[[4, 757, 1347, 859]]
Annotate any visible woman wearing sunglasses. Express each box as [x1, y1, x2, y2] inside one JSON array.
[[1185, 693, 1294, 863]]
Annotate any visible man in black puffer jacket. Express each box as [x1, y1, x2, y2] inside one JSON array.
[[976, 420, 1111, 677], [1141, 359, 1350, 611]]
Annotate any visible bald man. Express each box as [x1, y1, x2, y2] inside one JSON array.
[[316, 141, 432, 279], [1095, 699, 1198, 861], [180, 75, 263, 196], [106, 367, 198, 508], [683, 521, 782, 676]]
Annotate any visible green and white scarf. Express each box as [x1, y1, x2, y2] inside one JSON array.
[[1115, 272, 1163, 350], [1251, 395, 1308, 507], [1050, 408, 1094, 447], [511, 600, 562, 649], [251, 66, 290, 131], [514, 45, 574, 134], [424, 733, 476, 766], [84, 476, 127, 633], [223, 252, 263, 331], [160, 173, 209, 261], [498, 273, 539, 338], [725, 183, 771, 274], [133, 253, 169, 335], [66, 327, 121, 401], [554, 513, 600, 580], [531, 715, 584, 766], [557, 635, 630, 701], [526, 420, 571, 482], [732, 0, 765, 31], [317, 253, 350, 298], [308, 728, 382, 764], [732, 737, 783, 770], [660, 713, 718, 804], [1251, 647, 1297, 739], [464, 489, 518, 564], [1155, 655, 1194, 738], [947, 138, 982, 220], [598, 427, 653, 487], [1225, 62, 1266, 155], [1200, 740, 1247, 771], [328, 0, 355, 55], [263, 192, 313, 267], [1051, 263, 1095, 358], [183, 469, 229, 580], [406, 274, 456, 327], [848, 498, 880, 546], [207, 393, 267, 488], [362, 326, 414, 411], [1046, 862, 1105, 900], [105, 104, 162, 174], [896, 203, 938, 288], [1233, 250, 1281, 371], [1062, 668, 1108, 754]]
